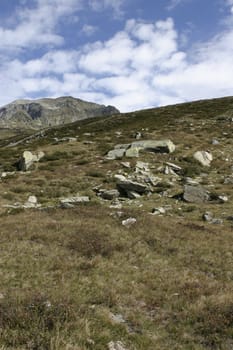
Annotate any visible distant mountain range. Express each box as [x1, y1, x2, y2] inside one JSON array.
[[0, 96, 120, 129]]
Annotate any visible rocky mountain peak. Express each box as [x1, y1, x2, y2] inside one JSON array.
[[0, 96, 119, 129]]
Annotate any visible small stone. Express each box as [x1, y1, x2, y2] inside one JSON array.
[[126, 191, 141, 199], [125, 147, 140, 158], [121, 162, 131, 169], [114, 174, 127, 181], [211, 218, 223, 225], [152, 207, 166, 215], [203, 211, 214, 222], [99, 189, 120, 200], [218, 195, 228, 203], [117, 180, 149, 196], [108, 341, 128, 350], [109, 313, 126, 324], [60, 196, 90, 206], [134, 131, 142, 140], [193, 151, 213, 167], [122, 217, 137, 227]]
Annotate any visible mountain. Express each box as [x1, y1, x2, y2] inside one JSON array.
[[0, 96, 119, 129]]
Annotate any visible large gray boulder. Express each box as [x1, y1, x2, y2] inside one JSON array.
[[183, 185, 209, 203]]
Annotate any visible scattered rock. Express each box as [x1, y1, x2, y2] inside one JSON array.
[[218, 195, 228, 203], [152, 207, 166, 215], [99, 189, 120, 200], [134, 131, 142, 140], [211, 218, 223, 225], [125, 147, 140, 158], [211, 139, 219, 145], [126, 191, 141, 199], [121, 162, 131, 169], [114, 174, 127, 181], [165, 162, 182, 173], [108, 341, 128, 350], [135, 161, 149, 173], [24, 195, 40, 208], [109, 313, 126, 325], [193, 151, 213, 167], [1, 171, 15, 178], [203, 211, 214, 222], [183, 185, 209, 203], [122, 217, 137, 227], [117, 180, 149, 197], [106, 148, 127, 160], [184, 177, 200, 185], [60, 196, 90, 208]]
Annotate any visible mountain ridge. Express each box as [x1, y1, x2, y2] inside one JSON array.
[[0, 96, 120, 129]]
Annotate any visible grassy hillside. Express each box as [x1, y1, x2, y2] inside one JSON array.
[[0, 97, 232, 349]]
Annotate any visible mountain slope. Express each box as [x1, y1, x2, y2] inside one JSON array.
[[0, 96, 232, 350], [0, 96, 119, 129]]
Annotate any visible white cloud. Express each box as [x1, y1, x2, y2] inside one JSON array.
[[89, 0, 126, 17], [0, 0, 82, 52], [166, 0, 191, 11], [82, 24, 98, 36], [1, 2, 233, 112]]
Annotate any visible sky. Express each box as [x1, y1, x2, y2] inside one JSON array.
[[0, 0, 233, 112]]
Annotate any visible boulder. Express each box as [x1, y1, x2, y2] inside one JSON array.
[[193, 151, 213, 167], [131, 139, 175, 153], [183, 185, 209, 203], [18, 150, 45, 171], [99, 189, 120, 200], [117, 180, 149, 196]]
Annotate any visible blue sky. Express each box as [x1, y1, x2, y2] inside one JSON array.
[[0, 0, 233, 111]]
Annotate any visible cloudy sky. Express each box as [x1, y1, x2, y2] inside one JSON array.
[[0, 0, 233, 111]]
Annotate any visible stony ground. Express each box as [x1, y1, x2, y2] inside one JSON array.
[[0, 97, 232, 349]]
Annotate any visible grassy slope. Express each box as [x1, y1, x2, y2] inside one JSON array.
[[0, 97, 232, 349]]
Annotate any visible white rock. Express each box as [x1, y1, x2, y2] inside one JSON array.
[[108, 341, 128, 350], [60, 196, 90, 205], [122, 217, 137, 227], [193, 151, 213, 167]]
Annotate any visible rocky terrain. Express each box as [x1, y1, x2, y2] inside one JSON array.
[[0, 96, 232, 349], [0, 96, 119, 129]]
